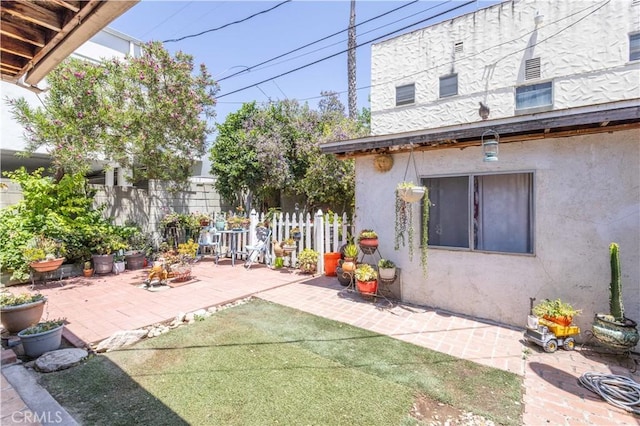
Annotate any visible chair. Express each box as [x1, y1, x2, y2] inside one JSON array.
[[198, 227, 220, 264], [244, 226, 271, 269]]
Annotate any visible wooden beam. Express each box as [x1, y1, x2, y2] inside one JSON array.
[[0, 53, 26, 71], [0, 36, 35, 59], [48, 0, 81, 13], [332, 122, 640, 160], [0, 17, 47, 48], [2, 1, 64, 32], [25, 1, 139, 85]]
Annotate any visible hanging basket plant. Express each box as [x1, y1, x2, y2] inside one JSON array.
[[395, 182, 430, 277]]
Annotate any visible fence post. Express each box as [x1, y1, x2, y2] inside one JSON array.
[[315, 209, 324, 274]]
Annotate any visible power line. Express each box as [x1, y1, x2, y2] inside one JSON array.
[[162, 0, 292, 43], [216, 0, 420, 82], [217, 1, 475, 99]]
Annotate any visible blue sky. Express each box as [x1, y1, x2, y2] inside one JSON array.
[[110, 0, 500, 127]]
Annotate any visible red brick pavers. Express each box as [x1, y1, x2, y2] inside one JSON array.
[[3, 267, 639, 425]]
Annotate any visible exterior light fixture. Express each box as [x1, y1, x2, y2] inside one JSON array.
[[481, 129, 499, 162]]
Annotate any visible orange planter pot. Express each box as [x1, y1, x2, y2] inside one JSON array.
[[543, 315, 573, 327], [323, 252, 341, 276], [30, 258, 65, 273], [358, 239, 379, 255], [357, 279, 378, 295], [342, 259, 356, 273]]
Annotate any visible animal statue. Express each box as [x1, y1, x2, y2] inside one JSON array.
[[145, 260, 168, 285]]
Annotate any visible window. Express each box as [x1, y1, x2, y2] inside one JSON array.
[[630, 33, 640, 61], [439, 74, 458, 98], [515, 81, 552, 112], [424, 173, 533, 254], [396, 83, 415, 106]]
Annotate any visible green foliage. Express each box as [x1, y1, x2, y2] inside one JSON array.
[[0, 168, 132, 280], [355, 263, 378, 282], [357, 229, 377, 241], [343, 243, 358, 258], [297, 248, 319, 272], [378, 259, 396, 269], [23, 235, 66, 262], [532, 299, 581, 319], [209, 92, 368, 214], [8, 42, 218, 186], [19, 318, 65, 335], [0, 292, 45, 307], [609, 242, 624, 321]]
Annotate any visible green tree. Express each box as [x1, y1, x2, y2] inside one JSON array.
[[209, 92, 369, 214], [8, 42, 218, 185]]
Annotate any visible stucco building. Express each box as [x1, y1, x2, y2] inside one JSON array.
[[321, 0, 640, 340]]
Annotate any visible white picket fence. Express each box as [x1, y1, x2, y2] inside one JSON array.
[[212, 210, 353, 271]]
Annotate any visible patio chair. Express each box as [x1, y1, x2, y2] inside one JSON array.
[[244, 226, 271, 269], [198, 227, 220, 264]]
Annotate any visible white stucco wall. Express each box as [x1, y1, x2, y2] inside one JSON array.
[[355, 129, 640, 334], [370, 0, 640, 134]]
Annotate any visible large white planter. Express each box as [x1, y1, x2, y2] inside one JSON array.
[[397, 186, 425, 203], [378, 266, 396, 281]]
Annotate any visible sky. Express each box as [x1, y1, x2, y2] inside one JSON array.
[[109, 0, 501, 129]]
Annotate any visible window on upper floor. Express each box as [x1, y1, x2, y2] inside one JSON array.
[[630, 33, 640, 61], [439, 74, 458, 98], [515, 81, 552, 113], [396, 83, 415, 106], [423, 173, 534, 254]]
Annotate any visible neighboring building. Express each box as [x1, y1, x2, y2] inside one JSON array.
[[321, 0, 640, 339]]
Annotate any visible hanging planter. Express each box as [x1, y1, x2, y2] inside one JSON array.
[[395, 148, 430, 277]]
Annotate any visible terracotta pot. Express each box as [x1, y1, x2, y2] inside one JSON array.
[[358, 239, 378, 255], [0, 299, 46, 334], [83, 269, 94, 277], [323, 252, 341, 276], [342, 258, 356, 273], [29, 258, 65, 273], [357, 279, 378, 295]]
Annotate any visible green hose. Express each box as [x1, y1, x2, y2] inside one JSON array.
[[579, 372, 640, 415]]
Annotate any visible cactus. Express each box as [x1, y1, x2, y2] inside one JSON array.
[[609, 242, 624, 322]]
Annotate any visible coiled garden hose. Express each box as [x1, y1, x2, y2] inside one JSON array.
[[579, 372, 640, 415]]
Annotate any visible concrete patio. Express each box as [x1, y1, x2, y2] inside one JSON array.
[[2, 257, 638, 425]]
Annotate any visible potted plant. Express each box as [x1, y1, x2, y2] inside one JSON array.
[[113, 252, 126, 274], [378, 259, 397, 281], [532, 298, 581, 326], [357, 229, 378, 255], [227, 215, 250, 230], [17, 318, 65, 358], [355, 263, 378, 295], [0, 292, 46, 334], [194, 212, 211, 227], [23, 235, 66, 273], [342, 243, 358, 272], [282, 238, 297, 254], [214, 212, 227, 231], [395, 182, 430, 277], [397, 181, 426, 203], [125, 231, 152, 270], [167, 240, 199, 282], [291, 227, 302, 241], [298, 248, 319, 274], [83, 260, 94, 277], [591, 243, 639, 350]]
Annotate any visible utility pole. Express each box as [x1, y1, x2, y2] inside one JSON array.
[[347, 0, 357, 119]]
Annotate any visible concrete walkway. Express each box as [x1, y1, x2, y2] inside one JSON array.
[[2, 258, 639, 425]]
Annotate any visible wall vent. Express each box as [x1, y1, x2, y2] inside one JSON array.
[[454, 42, 463, 54], [525, 57, 541, 80]]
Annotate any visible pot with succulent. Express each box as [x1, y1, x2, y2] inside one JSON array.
[[297, 248, 319, 274], [125, 231, 152, 271], [357, 229, 379, 255], [17, 318, 66, 358], [166, 240, 199, 282], [0, 292, 47, 334], [90, 233, 125, 275], [532, 298, 581, 327], [113, 252, 126, 275], [23, 235, 66, 273], [377, 259, 397, 281], [341, 243, 358, 273], [355, 263, 378, 296], [83, 260, 94, 277], [282, 238, 297, 255], [291, 227, 302, 242], [591, 243, 639, 350]]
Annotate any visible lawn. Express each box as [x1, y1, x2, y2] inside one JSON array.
[[39, 299, 522, 425]]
